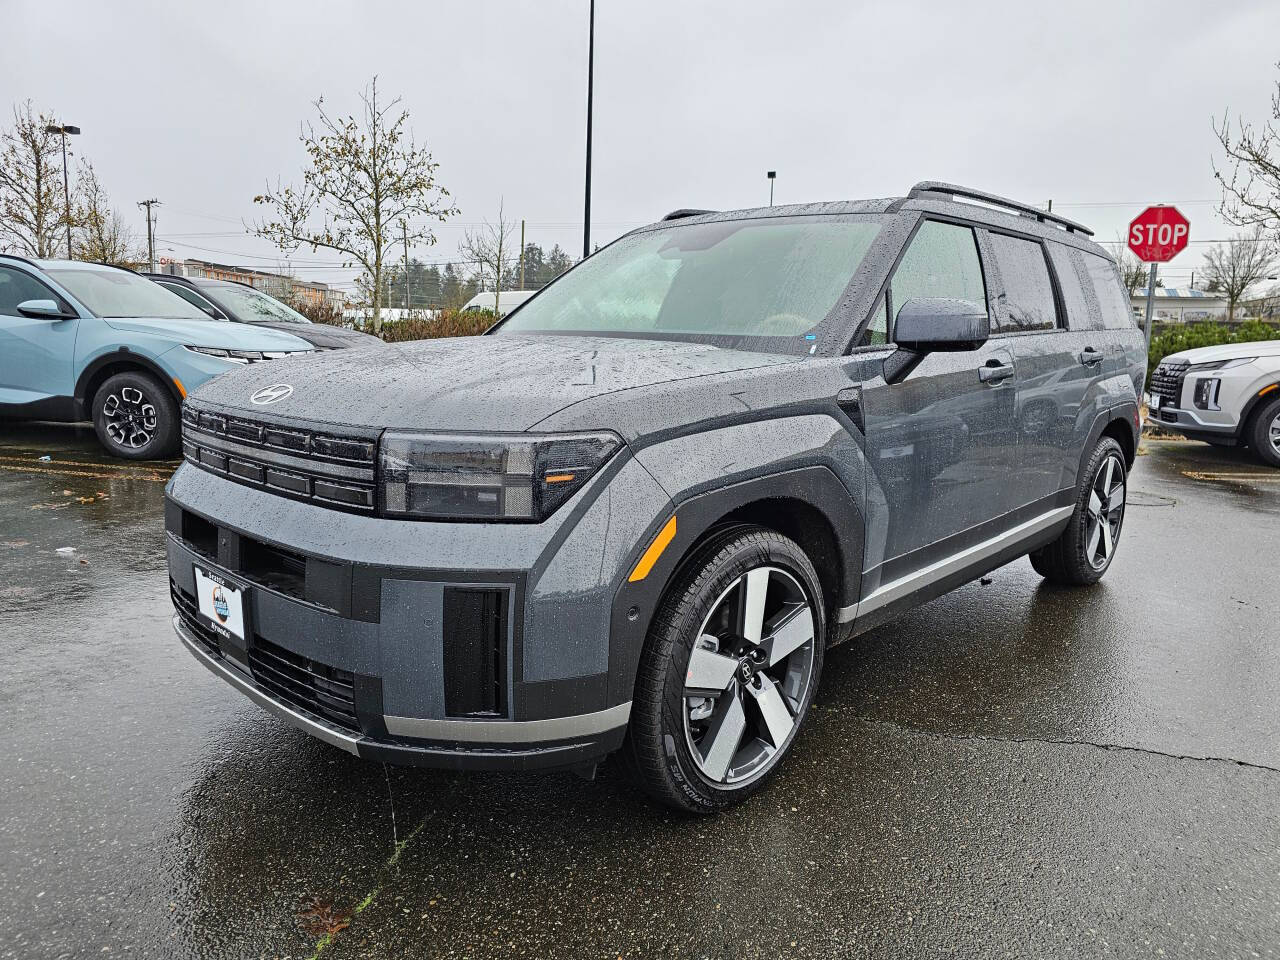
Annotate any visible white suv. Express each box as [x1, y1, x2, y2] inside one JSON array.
[[1148, 339, 1280, 466]]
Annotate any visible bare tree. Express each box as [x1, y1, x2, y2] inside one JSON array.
[[1214, 64, 1280, 243], [0, 100, 70, 257], [252, 77, 457, 334], [73, 161, 142, 266], [1108, 237, 1159, 297], [460, 200, 517, 316], [1201, 226, 1277, 320]]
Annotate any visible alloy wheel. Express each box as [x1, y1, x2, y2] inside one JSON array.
[[102, 386, 157, 450], [1270, 411, 1280, 457], [683, 565, 816, 787], [1085, 453, 1126, 570]]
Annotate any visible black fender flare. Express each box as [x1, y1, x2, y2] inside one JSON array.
[[1080, 400, 1140, 474], [604, 465, 864, 707], [75, 349, 184, 411]]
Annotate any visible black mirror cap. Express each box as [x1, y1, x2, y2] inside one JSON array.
[[893, 297, 990, 352], [16, 298, 72, 320]]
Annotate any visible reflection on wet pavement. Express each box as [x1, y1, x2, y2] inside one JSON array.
[[2, 426, 1278, 958]]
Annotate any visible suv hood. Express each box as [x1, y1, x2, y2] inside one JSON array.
[[104, 317, 314, 351], [186, 334, 794, 432], [1163, 339, 1280, 365], [246, 320, 384, 350]]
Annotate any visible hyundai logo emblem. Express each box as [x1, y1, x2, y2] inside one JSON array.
[[251, 383, 293, 405]]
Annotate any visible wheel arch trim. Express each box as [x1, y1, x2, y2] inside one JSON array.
[[74, 349, 184, 410]]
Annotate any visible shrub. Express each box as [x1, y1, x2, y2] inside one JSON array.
[[1148, 319, 1279, 380], [287, 298, 347, 327], [379, 308, 496, 343]]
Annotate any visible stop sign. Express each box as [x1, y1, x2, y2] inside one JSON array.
[[1128, 206, 1190, 263]]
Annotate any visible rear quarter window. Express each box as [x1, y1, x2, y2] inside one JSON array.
[[1082, 253, 1136, 330], [1047, 244, 1101, 331]]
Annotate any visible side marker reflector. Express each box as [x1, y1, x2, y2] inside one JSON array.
[[1259, 383, 1278, 397], [628, 515, 677, 583], [173, 378, 187, 399]]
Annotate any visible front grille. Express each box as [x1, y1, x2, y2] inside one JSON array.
[[248, 636, 359, 732], [1150, 359, 1189, 409], [181, 404, 377, 514], [171, 580, 220, 657]]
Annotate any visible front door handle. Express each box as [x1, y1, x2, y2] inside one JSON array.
[[1079, 346, 1105, 366], [979, 361, 1014, 384]]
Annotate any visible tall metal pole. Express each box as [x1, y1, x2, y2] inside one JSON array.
[[582, 0, 594, 260], [519, 218, 526, 289], [60, 131, 72, 259]]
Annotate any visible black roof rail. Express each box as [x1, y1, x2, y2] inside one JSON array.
[[907, 181, 1094, 237], [661, 208, 716, 221], [0, 252, 40, 268]]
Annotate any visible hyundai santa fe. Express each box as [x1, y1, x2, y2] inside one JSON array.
[[165, 182, 1145, 812]]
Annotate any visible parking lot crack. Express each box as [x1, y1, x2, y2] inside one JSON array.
[[851, 715, 1280, 775]]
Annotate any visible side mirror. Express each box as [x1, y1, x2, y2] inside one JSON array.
[[16, 298, 70, 320], [893, 298, 990, 352]]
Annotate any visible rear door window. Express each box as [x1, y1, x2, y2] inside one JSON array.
[[883, 220, 986, 341], [987, 233, 1059, 333], [1082, 253, 1136, 330], [1047, 244, 1097, 331]]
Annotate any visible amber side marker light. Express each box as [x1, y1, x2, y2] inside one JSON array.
[[1259, 383, 1278, 397], [173, 378, 187, 399], [544, 473, 576, 484], [628, 515, 677, 583]]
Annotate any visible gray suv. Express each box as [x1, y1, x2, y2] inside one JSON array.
[[165, 182, 1145, 812]]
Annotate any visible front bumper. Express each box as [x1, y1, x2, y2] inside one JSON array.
[[1147, 404, 1239, 444], [165, 451, 672, 771], [173, 614, 627, 770]]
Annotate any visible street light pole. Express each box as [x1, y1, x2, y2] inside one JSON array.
[[582, 0, 594, 260], [767, 170, 776, 207], [45, 123, 80, 259]]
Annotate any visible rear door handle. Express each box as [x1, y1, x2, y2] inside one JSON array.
[[1079, 346, 1105, 366], [979, 361, 1014, 384]]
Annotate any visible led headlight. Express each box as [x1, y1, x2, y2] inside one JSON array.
[[379, 431, 622, 521], [184, 346, 260, 363]]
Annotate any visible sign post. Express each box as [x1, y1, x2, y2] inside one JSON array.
[[1127, 205, 1190, 384]]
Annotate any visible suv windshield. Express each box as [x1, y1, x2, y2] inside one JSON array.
[[495, 215, 882, 353], [208, 284, 312, 324], [48, 268, 211, 320]]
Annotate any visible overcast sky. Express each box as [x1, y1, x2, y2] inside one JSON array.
[[6, 0, 1280, 292]]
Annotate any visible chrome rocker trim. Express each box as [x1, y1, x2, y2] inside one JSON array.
[[838, 505, 1074, 623]]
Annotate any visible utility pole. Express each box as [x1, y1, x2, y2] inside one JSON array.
[[767, 170, 776, 207], [583, 0, 595, 260], [519, 219, 526, 289], [402, 221, 410, 312], [137, 199, 160, 272]]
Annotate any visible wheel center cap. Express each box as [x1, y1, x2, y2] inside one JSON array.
[[737, 658, 756, 684]]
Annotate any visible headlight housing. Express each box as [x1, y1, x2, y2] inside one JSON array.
[[379, 431, 622, 521], [184, 346, 308, 363]]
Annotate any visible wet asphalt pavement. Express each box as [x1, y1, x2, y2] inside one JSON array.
[[1, 422, 1278, 959]]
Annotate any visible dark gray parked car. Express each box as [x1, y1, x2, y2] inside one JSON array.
[[165, 182, 1145, 812], [143, 274, 380, 351]]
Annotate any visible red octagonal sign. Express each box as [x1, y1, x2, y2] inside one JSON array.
[[1128, 206, 1190, 263]]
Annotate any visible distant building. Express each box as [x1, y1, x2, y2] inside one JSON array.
[[152, 258, 346, 308], [1129, 287, 1227, 324]]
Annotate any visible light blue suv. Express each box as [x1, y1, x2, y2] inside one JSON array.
[[0, 255, 314, 459]]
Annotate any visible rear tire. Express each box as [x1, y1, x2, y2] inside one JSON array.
[[1246, 395, 1280, 468], [1030, 436, 1127, 585], [92, 370, 180, 460], [624, 526, 825, 814]]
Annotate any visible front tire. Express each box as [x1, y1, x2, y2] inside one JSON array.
[[1030, 436, 1127, 585], [92, 371, 180, 460], [624, 526, 825, 814], [1246, 395, 1280, 468]]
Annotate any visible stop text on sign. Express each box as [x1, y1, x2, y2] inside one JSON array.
[[1127, 206, 1190, 263]]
